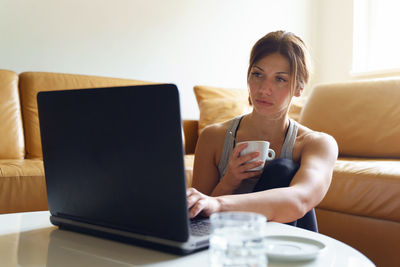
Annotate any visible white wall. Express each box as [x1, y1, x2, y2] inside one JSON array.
[[307, 0, 400, 91], [0, 0, 312, 119], [308, 0, 354, 89]]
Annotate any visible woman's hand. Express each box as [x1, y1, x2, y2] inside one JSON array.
[[219, 142, 264, 193], [187, 187, 221, 218]]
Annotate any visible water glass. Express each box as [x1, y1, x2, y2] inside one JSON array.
[[209, 211, 267, 267]]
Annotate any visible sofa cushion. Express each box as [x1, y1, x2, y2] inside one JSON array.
[[198, 97, 250, 133], [318, 157, 400, 223], [194, 85, 251, 134], [0, 70, 25, 159], [183, 120, 199, 155], [316, 208, 400, 267], [184, 154, 195, 187], [300, 78, 400, 157], [18, 72, 152, 159], [0, 159, 47, 214]]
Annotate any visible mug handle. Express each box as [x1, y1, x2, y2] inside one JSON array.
[[266, 149, 275, 161]]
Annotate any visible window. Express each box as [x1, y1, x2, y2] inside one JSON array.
[[353, 0, 400, 74]]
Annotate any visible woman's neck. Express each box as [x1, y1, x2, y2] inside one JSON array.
[[241, 111, 290, 141]]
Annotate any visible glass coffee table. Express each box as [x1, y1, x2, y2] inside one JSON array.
[[0, 211, 375, 267]]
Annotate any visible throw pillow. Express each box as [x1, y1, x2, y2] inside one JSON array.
[[194, 85, 251, 133]]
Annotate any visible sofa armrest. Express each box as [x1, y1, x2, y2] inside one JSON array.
[[183, 120, 199, 154]]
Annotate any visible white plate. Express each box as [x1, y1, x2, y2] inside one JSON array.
[[264, 235, 326, 261]]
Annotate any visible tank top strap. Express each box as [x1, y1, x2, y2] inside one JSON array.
[[280, 119, 298, 159], [217, 116, 243, 178]]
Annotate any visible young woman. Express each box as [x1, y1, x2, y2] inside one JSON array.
[[186, 31, 338, 231]]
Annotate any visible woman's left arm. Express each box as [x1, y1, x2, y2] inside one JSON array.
[[286, 132, 339, 218], [187, 132, 338, 222], [218, 132, 338, 222]]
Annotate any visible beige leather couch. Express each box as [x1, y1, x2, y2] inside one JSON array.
[[300, 79, 400, 267], [0, 69, 199, 216], [1, 69, 399, 266], [189, 80, 400, 267], [0, 70, 154, 214]]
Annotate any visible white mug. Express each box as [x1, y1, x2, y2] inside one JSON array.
[[237, 141, 275, 171]]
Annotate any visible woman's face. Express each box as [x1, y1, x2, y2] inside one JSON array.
[[248, 52, 293, 117]]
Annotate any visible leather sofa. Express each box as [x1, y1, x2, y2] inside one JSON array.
[[0, 69, 200, 216], [0, 70, 154, 214], [189, 80, 400, 267], [299, 79, 400, 267], [1, 69, 399, 266]]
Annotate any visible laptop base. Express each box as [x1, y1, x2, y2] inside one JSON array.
[[51, 215, 208, 255]]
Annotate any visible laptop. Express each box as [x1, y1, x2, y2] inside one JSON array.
[[37, 84, 210, 255]]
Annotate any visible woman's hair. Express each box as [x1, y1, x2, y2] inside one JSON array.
[[247, 31, 311, 95]]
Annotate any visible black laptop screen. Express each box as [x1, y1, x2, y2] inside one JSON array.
[[37, 84, 190, 242]]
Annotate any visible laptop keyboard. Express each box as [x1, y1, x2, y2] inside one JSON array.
[[190, 218, 211, 236]]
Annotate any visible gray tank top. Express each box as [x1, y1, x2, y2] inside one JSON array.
[[217, 116, 298, 193]]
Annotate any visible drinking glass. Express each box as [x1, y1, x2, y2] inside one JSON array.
[[209, 211, 267, 267]]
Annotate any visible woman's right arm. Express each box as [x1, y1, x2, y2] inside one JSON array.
[[191, 125, 221, 195], [191, 125, 263, 196]]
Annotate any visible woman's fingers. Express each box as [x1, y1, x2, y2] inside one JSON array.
[[232, 143, 262, 167], [186, 187, 196, 196], [224, 153, 264, 189], [222, 144, 266, 191], [237, 151, 261, 166], [186, 188, 202, 209], [242, 169, 263, 178], [232, 142, 248, 158], [187, 188, 207, 218], [239, 159, 264, 173], [189, 198, 208, 218]]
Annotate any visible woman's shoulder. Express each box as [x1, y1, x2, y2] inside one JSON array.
[[296, 122, 335, 141], [196, 119, 237, 160], [200, 118, 237, 139], [295, 122, 338, 154], [197, 118, 239, 150]]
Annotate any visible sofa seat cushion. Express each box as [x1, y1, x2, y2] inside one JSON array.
[[0, 159, 47, 214], [318, 157, 400, 223], [0, 155, 195, 214], [184, 154, 195, 187], [0, 159, 44, 177]]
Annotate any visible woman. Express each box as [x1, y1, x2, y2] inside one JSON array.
[[186, 31, 338, 231]]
